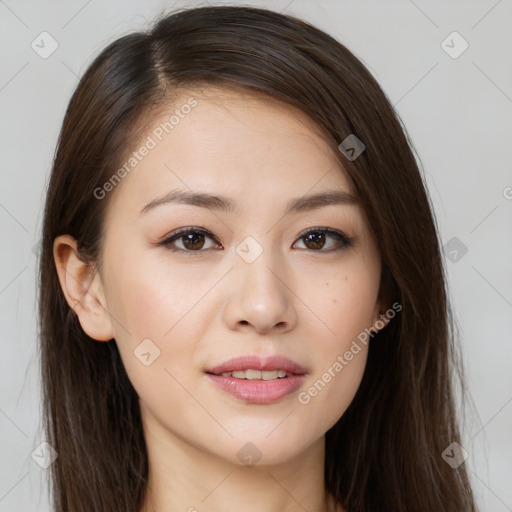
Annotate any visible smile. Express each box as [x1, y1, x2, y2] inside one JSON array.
[[206, 355, 308, 404]]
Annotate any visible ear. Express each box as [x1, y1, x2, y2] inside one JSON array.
[[53, 234, 114, 342], [370, 300, 392, 334], [369, 262, 397, 333]]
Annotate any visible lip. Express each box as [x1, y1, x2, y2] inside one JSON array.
[[205, 355, 308, 405], [206, 355, 308, 375]]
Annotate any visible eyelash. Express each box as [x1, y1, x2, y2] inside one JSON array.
[[159, 226, 353, 256]]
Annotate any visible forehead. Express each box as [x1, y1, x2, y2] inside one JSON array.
[[106, 85, 356, 216]]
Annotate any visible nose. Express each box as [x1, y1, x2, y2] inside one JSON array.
[[222, 251, 298, 335]]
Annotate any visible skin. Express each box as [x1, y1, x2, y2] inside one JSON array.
[[54, 86, 390, 512]]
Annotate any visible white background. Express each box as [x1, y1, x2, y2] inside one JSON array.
[[0, 0, 511, 510]]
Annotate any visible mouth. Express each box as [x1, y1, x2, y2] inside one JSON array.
[[209, 369, 292, 380], [205, 355, 307, 404]]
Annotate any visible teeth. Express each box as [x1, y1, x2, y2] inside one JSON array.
[[218, 369, 290, 380]]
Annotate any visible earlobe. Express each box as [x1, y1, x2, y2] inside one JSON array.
[[53, 234, 114, 342], [370, 300, 392, 334], [371, 311, 391, 333]]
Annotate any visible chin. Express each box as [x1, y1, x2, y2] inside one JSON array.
[[213, 429, 320, 468]]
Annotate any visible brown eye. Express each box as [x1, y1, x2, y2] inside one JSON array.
[[294, 228, 352, 252], [181, 232, 206, 250], [303, 232, 326, 250], [161, 227, 221, 253]]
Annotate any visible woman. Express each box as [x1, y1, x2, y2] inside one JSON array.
[[38, 5, 478, 511]]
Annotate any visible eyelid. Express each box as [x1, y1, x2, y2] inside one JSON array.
[[161, 226, 215, 240]]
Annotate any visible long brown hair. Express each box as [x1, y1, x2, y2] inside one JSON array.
[[38, 5, 477, 511]]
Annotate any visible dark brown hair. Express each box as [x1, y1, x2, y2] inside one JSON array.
[[38, 5, 477, 511]]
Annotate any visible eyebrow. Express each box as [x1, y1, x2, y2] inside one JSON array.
[[139, 189, 359, 216]]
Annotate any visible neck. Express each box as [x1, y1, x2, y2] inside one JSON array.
[[140, 413, 343, 512]]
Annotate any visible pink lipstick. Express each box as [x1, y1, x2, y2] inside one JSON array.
[[205, 355, 307, 404]]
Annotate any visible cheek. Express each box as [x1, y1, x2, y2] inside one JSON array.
[[294, 339, 369, 447], [292, 260, 378, 428], [101, 257, 197, 388], [106, 251, 211, 343], [104, 251, 229, 395], [297, 318, 370, 438], [301, 261, 380, 343], [107, 270, 200, 427]]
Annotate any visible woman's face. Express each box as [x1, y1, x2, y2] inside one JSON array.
[[97, 87, 385, 465]]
